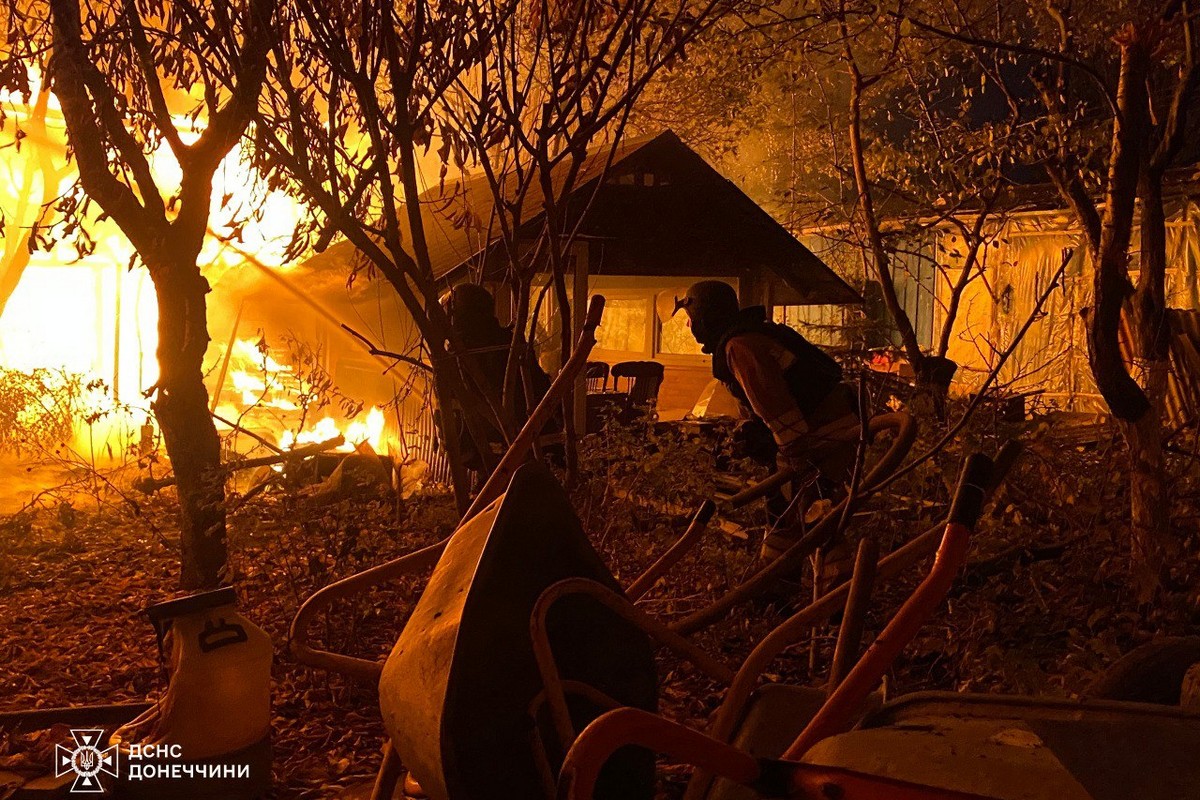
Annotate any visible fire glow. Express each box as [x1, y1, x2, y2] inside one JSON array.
[[1, 75, 392, 465], [216, 338, 388, 454], [280, 407, 387, 452]]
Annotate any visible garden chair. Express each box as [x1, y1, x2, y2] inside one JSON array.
[[610, 360, 664, 421], [585, 361, 610, 393]]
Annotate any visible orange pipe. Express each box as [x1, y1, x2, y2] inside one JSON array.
[[783, 520, 972, 759]]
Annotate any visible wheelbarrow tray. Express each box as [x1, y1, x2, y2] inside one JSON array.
[[800, 691, 1200, 800], [380, 463, 658, 800]]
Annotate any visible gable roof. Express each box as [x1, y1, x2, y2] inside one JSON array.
[[302, 130, 862, 305]]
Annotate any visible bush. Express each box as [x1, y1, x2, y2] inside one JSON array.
[[0, 367, 84, 455]]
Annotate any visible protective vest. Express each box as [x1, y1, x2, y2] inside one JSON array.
[[711, 307, 843, 420]]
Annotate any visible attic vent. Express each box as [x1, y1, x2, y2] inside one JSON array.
[[614, 170, 669, 187]]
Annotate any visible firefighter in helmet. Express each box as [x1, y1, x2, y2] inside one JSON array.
[[677, 280, 859, 579], [442, 283, 554, 474]]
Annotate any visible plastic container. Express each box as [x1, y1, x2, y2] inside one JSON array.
[[111, 587, 272, 799]]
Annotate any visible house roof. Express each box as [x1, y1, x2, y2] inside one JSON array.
[[301, 130, 862, 306]]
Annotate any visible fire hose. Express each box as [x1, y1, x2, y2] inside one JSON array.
[[666, 411, 919, 635]]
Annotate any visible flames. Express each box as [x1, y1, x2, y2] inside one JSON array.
[[279, 407, 387, 452], [215, 338, 389, 455], [2, 71, 395, 467]]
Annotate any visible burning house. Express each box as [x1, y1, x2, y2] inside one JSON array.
[[2, 110, 859, 504]]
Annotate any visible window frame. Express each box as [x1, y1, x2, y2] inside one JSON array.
[[653, 311, 709, 365]]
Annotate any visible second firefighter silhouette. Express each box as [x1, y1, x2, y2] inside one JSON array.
[[677, 280, 858, 573], [442, 284, 555, 474]]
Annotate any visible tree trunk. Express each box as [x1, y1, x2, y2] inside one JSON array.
[[1084, 30, 1163, 599], [152, 263, 227, 589], [1124, 166, 1173, 598], [430, 358, 473, 514], [1123, 410, 1168, 598]]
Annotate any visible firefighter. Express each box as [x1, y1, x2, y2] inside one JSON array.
[[677, 280, 859, 582], [442, 283, 553, 473]]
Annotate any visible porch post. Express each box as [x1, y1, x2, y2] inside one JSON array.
[[572, 241, 590, 434]]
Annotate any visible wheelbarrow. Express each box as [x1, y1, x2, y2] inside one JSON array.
[[557, 453, 1200, 800], [288, 297, 673, 799], [359, 441, 976, 800], [288, 294, 928, 798]]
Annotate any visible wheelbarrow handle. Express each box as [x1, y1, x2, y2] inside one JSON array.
[[288, 296, 608, 682], [784, 453, 995, 759], [558, 708, 760, 800], [948, 451, 993, 529], [558, 707, 999, 800]]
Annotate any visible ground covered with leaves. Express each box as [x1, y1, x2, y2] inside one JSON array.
[[3, 404, 1200, 798]]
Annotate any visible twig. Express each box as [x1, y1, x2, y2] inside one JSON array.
[[340, 324, 432, 373], [212, 411, 284, 455], [873, 248, 1075, 494]]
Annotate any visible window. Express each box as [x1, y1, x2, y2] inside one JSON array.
[[774, 305, 846, 348], [890, 242, 936, 349], [657, 311, 704, 355], [594, 296, 650, 354]]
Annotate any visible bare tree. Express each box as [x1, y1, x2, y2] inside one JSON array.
[[441, 0, 728, 480], [1, 0, 274, 588], [905, 0, 1200, 596], [251, 0, 520, 512], [630, 2, 1013, 397]]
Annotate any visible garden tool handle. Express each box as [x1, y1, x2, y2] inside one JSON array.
[[784, 453, 995, 759], [685, 443, 1021, 800], [532, 578, 735, 756]]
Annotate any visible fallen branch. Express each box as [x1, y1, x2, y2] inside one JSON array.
[[133, 435, 345, 494], [952, 538, 1077, 595]]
